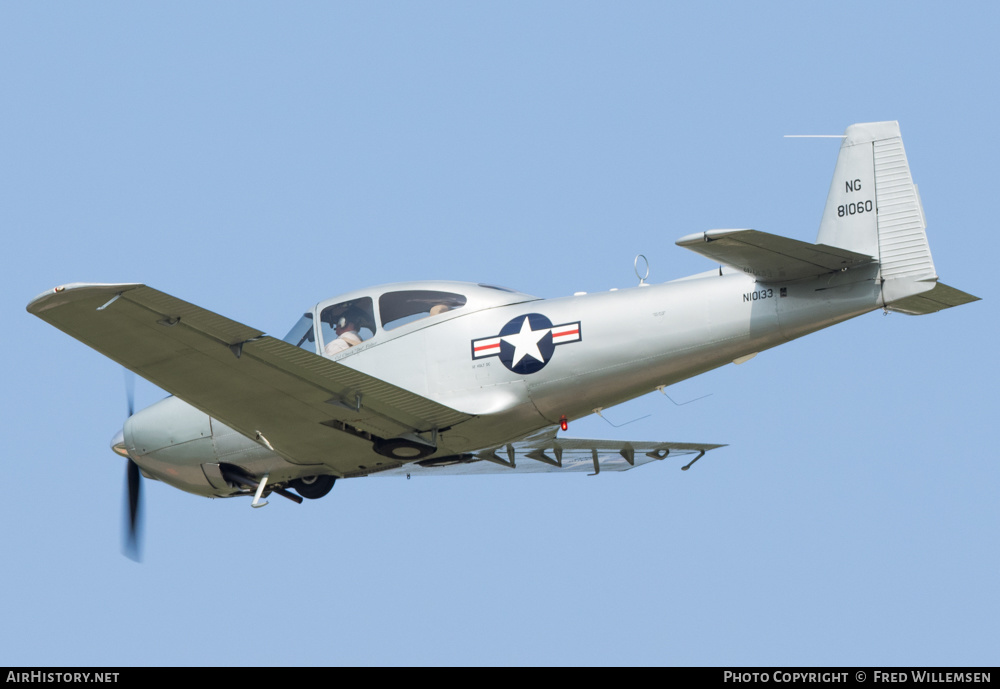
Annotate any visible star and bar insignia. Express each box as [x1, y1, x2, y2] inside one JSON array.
[[471, 313, 582, 374]]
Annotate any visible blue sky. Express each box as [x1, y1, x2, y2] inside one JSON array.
[[2, 2, 996, 666]]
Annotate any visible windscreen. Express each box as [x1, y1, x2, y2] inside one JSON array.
[[282, 313, 317, 354]]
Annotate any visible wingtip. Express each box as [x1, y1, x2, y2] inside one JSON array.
[[27, 283, 143, 315]]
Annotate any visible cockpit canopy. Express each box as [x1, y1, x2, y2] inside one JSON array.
[[282, 281, 538, 356]]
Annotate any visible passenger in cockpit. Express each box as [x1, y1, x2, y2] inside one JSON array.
[[324, 309, 364, 356]]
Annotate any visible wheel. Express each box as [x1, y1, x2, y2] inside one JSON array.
[[373, 438, 436, 460], [290, 474, 336, 499]]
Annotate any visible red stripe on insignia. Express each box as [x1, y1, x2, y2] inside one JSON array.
[[552, 328, 579, 337], [474, 343, 500, 352]]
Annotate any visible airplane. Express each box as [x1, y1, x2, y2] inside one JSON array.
[[27, 121, 979, 559]]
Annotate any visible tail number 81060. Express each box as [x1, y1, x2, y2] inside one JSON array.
[[838, 200, 873, 217]]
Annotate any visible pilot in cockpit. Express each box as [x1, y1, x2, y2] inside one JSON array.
[[324, 308, 365, 356]]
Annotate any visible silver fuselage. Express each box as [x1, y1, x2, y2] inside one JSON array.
[[122, 266, 882, 497]]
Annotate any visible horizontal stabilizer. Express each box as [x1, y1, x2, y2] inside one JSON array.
[[886, 281, 981, 315], [676, 229, 874, 282]]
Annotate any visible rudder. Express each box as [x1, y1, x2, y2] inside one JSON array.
[[817, 121, 938, 303]]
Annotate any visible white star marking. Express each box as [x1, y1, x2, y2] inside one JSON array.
[[501, 316, 549, 368]]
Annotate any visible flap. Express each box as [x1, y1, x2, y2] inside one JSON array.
[[676, 229, 875, 282], [369, 431, 725, 477], [27, 283, 473, 466]]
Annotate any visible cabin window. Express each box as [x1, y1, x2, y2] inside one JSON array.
[[319, 298, 376, 357], [379, 290, 468, 330], [282, 313, 318, 354]]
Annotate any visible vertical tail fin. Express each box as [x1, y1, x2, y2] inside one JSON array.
[[818, 121, 938, 303]]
